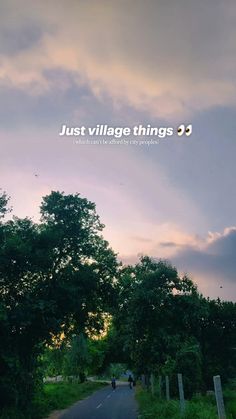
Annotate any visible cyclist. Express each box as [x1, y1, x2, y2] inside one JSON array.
[[111, 375, 116, 390], [128, 374, 133, 389]]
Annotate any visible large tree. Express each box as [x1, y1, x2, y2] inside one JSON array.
[[0, 191, 118, 411]]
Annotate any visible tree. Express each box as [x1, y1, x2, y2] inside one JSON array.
[[112, 256, 236, 395], [174, 339, 203, 398], [113, 257, 199, 375], [0, 191, 118, 412], [87, 338, 107, 376], [201, 299, 236, 387], [0, 189, 10, 218], [63, 334, 89, 382]]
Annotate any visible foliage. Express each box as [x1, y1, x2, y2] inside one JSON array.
[[112, 256, 236, 392], [200, 299, 236, 387], [0, 190, 118, 412], [0, 381, 106, 419], [41, 346, 65, 378], [223, 380, 236, 418], [62, 334, 89, 382], [32, 381, 106, 419], [105, 363, 127, 379], [1, 188, 236, 415], [136, 386, 218, 419], [87, 338, 107, 375], [0, 190, 11, 218], [113, 257, 200, 374], [174, 340, 203, 398], [137, 383, 236, 419], [41, 335, 109, 379]]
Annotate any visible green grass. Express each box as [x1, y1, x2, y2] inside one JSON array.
[[224, 387, 236, 418], [0, 381, 107, 419], [136, 386, 218, 419]]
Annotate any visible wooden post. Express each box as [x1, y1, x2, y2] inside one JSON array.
[[141, 374, 145, 388], [177, 373, 185, 413], [165, 375, 170, 401], [158, 375, 162, 398], [150, 373, 155, 396], [146, 374, 150, 389], [213, 375, 226, 419]]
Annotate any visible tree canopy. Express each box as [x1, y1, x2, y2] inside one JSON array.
[[0, 191, 118, 410], [0, 190, 235, 415]]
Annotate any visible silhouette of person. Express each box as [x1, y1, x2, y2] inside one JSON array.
[[128, 374, 133, 389], [111, 375, 116, 390]]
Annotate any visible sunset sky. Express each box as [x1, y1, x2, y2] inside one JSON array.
[[1, 0, 236, 300]]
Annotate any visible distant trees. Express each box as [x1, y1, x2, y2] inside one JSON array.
[[62, 334, 89, 382]]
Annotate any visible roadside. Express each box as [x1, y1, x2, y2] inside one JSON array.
[[33, 381, 107, 419], [46, 409, 67, 419], [136, 381, 236, 419]]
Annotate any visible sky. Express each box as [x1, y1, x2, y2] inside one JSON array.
[[1, 0, 236, 300]]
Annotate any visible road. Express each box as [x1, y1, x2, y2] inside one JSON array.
[[59, 383, 138, 419]]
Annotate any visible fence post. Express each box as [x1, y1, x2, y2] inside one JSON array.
[[150, 373, 155, 396], [165, 375, 170, 401], [177, 373, 185, 414], [158, 375, 162, 398], [213, 375, 226, 419]]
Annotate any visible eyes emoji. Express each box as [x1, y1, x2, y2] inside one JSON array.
[[177, 124, 192, 136]]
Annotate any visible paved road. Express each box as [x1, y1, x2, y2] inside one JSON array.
[[60, 383, 138, 419]]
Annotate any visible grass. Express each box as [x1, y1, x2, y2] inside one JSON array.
[[0, 380, 107, 419], [136, 384, 236, 419], [224, 386, 236, 418]]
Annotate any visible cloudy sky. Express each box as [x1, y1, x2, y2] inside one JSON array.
[[1, 0, 236, 300]]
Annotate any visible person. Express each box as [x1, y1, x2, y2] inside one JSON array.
[[111, 375, 116, 390], [128, 374, 133, 389]]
